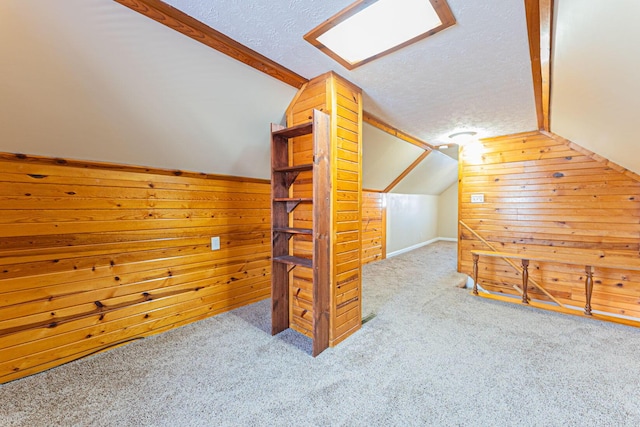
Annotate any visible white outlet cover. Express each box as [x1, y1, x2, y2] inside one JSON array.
[[211, 236, 221, 250], [471, 194, 484, 203]]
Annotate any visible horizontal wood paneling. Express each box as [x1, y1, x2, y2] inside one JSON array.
[[361, 191, 385, 265], [0, 154, 271, 383], [458, 132, 640, 319]]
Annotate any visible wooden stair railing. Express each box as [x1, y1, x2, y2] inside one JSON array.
[[471, 249, 640, 316], [459, 220, 564, 307]]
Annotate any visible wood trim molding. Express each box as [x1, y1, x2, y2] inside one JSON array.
[[303, 0, 456, 70], [0, 152, 270, 184], [383, 150, 431, 193], [525, 0, 554, 132], [539, 0, 553, 132], [541, 131, 640, 183], [115, 0, 424, 150], [363, 112, 434, 150], [113, 0, 308, 89]]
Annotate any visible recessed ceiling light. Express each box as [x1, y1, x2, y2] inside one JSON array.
[[304, 0, 456, 70]]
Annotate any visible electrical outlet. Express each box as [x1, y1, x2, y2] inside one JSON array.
[[211, 236, 220, 251], [471, 194, 484, 203]]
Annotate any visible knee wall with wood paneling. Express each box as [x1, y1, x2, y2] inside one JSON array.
[[458, 131, 640, 318], [361, 191, 385, 265], [0, 154, 271, 383]]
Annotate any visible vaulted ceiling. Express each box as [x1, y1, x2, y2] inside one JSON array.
[[1, 0, 637, 193], [163, 0, 538, 146]]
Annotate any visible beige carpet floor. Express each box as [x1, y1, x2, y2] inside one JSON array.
[[1, 241, 639, 426]]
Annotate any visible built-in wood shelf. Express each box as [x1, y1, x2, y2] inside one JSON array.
[[273, 255, 313, 268], [273, 227, 313, 235], [274, 197, 313, 213], [271, 109, 331, 357], [273, 164, 313, 173], [272, 122, 313, 139], [273, 197, 313, 203]]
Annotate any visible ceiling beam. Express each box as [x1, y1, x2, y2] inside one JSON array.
[[383, 150, 431, 193], [115, 0, 436, 196], [524, 0, 554, 132], [113, 0, 308, 89], [363, 112, 434, 151]]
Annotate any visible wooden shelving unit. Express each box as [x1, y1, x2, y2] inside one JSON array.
[[271, 109, 331, 356]]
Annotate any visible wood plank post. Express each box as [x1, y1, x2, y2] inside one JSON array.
[[472, 253, 480, 295], [584, 265, 594, 315], [521, 259, 530, 304]]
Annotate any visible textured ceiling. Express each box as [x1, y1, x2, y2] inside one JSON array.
[[164, 0, 538, 145]]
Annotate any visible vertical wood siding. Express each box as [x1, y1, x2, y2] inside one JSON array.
[[458, 132, 640, 318], [361, 191, 386, 265], [331, 77, 362, 345], [0, 155, 271, 383], [285, 72, 363, 345]]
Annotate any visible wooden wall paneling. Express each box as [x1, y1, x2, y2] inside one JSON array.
[[330, 75, 362, 346], [282, 72, 362, 352], [458, 131, 640, 320], [0, 155, 272, 383], [361, 191, 386, 265]]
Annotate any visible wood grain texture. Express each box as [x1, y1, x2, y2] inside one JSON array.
[[361, 191, 386, 265], [383, 150, 430, 193], [303, 0, 456, 70], [113, 0, 307, 88], [525, 0, 553, 131], [284, 72, 362, 351], [0, 154, 271, 383], [363, 112, 434, 150], [458, 131, 640, 320]]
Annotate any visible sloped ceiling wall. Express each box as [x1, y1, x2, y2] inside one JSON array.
[[362, 123, 425, 190], [0, 0, 296, 179], [552, 0, 640, 175], [390, 151, 458, 195]]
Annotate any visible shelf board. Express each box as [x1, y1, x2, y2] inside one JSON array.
[[273, 164, 313, 173], [273, 198, 312, 203], [273, 227, 313, 235], [273, 255, 313, 268], [272, 122, 313, 139]]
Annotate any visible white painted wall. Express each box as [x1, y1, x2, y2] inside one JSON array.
[[0, 0, 296, 179], [552, 0, 640, 175], [391, 151, 458, 195], [437, 182, 458, 239], [362, 123, 425, 191], [386, 193, 439, 256]]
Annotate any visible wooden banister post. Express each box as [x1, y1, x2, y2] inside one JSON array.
[[584, 266, 594, 315], [521, 259, 530, 304], [472, 253, 479, 295]]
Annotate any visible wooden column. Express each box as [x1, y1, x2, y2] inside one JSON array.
[[274, 72, 362, 354]]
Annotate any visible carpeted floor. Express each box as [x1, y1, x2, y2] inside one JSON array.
[[1, 241, 639, 426]]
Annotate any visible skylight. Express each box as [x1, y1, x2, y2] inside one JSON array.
[[304, 0, 455, 70]]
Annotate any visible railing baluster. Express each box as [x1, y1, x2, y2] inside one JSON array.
[[584, 265, 594, 315], [521, 259, 529, 304], [472, 253, 479, 295]]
